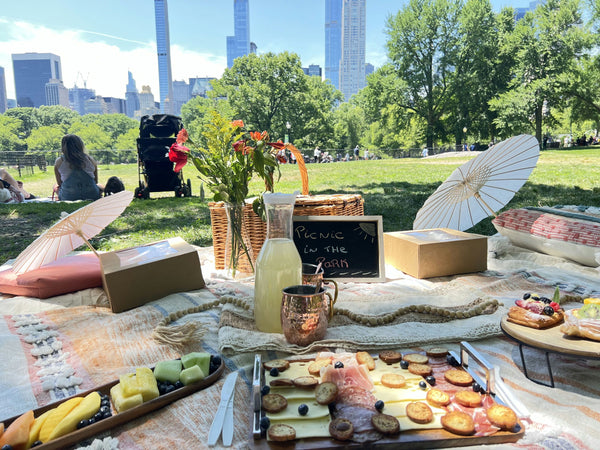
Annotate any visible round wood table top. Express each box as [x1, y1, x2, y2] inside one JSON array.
[[501, 316, 600, 359]]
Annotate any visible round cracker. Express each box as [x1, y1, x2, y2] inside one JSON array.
[[315, 382, 338, 405], [444, 368, 473, 386], [486, 404, 518, 430], [380, 372, 406, 388], [441, 411, 475, 436], [406, 401, 434, 424], [329, 418, 354, 441], [426, 347, 449, 357], [262, 393, 288, 413], [426, 388, 451, 407], [267, 423, 296, 441], [407, 363, 432, 376], [378, 350, 402, 364], [308, 359, 331, 375], [402, 353, 429, 364], [455, 390, 482, 407], [371, 413, 400, 434], [263, 359, 290, 372], [356, 351, 376, 370], [293, 376, 318, 388]]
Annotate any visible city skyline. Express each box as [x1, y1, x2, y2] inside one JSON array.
[[0, 0, 531, 103]]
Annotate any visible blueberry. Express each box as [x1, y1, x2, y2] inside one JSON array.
[[425, 375, 436, 386], [211, 355, 222, 366], [270, 367, 279, 377], [334, 361, 344, 369], [102, 410, 112, 419], [174, 381, 184, 389], [99, 405, 110, 414], [419, 380, 427, 389], [94, 412, 103, 421], [473, 382, 481, 392], [540, 297, 551, 304], [31, 442, 43, 448], [76, 419, 89, 429], [261, 385, 271, 396], [298, 404, 309, 416], [522, 292, 531, 300], [531, 294, 540, 300], [165, 384, 175, 394], [543, 306, 555, 316], [400, 360, 409, 369], [158, 384, 168, 395], [2, 445, 13, 450], [259, 416, 271, 430], [375, 400, 384, 411], [87, 417, 96, 425], [101, 398, 110, 407]]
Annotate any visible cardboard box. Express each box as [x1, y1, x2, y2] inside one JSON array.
[[383, 228, 487, 279], [99, 237, 205, 313]]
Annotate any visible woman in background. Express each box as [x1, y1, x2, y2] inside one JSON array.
[[54, 134, 101, 201]]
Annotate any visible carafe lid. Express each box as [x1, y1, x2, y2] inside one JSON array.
[[262, 191, 299, 205]]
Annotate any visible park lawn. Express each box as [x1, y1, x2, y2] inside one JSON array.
[[2, 148, 599, 263]]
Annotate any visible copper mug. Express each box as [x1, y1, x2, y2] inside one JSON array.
[[301, 263, 339, 304], [281, 285, 335, 346]]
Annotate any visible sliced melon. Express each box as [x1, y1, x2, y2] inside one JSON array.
[[154, 359, 183, 383], [0, 410, 34, 450], [181, 352, 211, 376]]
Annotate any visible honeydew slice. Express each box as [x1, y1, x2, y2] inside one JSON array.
[[181, 352, 211, 377], [180, 365, 206, 385], [154, 359, 183, 383]]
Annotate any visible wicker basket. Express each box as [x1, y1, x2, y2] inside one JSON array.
[[209, 194, 364, 272]]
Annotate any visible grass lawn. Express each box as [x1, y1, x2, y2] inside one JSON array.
[[2, 148, 599, 263]]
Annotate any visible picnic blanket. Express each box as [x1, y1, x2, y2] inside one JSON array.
[[1, 235, 600, 449]]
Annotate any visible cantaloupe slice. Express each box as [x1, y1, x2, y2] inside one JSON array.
[[48, 391, 101, 441], [26, 409, 53, 449], [38, 397, 83, 443], [0, 410, 34, 450]]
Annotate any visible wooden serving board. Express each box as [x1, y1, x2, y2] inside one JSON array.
[[252, 356, 524, 449], [2, 360, 224, 450], [501, 316, 600, 358]]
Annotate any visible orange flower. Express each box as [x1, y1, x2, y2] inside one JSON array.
[[269, 140, 286, 150], [231, 120, 244, 128], [250, 131, 268, 141], [176, 129, 189, 144]]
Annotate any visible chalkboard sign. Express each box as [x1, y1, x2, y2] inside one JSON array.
[[293, 215, 385, 282]]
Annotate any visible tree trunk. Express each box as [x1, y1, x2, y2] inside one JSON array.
[[535, 105, 543, 149]]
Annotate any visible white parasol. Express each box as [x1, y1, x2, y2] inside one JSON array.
[[413, 134, 539, 231], [12, 190, 134, 274]]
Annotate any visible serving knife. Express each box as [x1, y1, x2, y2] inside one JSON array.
[[252, 354, 263, 439], [208, 370, 238, 447]]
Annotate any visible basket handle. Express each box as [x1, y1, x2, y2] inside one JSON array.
[[285, 144, 309, 195]]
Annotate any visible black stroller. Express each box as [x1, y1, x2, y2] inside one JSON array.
[[134, 114, 192, 199]]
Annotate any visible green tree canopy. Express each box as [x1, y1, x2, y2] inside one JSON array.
[[26, 126, 64, 151], [4, 107, 41, 139], [0, 115, 25, 152]]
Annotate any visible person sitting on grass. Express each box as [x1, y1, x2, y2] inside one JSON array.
[[54, 134, 101, 201], [0, 168, 34, 202]]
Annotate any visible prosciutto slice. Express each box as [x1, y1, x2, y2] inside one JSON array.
[[321, 364, 374, 391]]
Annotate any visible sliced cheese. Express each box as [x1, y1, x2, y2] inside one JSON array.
[[265, 361, 317, 385], [267, 387, 316, 400], [373, 384, 429, 403], [268, 416, 331, 440], [266, 399, 329, 421]]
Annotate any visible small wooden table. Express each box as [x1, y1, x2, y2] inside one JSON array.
[[500, 316, 600, 387]]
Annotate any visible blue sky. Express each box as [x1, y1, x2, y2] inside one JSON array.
[[0, 0, 529, 100]]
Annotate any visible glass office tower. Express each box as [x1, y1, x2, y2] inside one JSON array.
[[339, 0, 366, 101], [12, 52, 62, 107], [226, 0, 251, 68], [0, 66, 7, 113], [154, 0, 173, 114], [325, 0, 342, 91], [125, 71, 140, 118]]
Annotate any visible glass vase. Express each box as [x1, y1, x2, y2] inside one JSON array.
[[224, 202, 253, 278]]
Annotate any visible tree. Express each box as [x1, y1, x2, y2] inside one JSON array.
[[214, 52, 309, 140], [490, 0, 593, 143], [37, 105, 79, 132], [386, 0, 463, 148], [4, 107, 41, 139], [68, 122, 111, 150], [332, 102, 366, 150], [26, 126, 64, 151], [0, 115, 26, 152], [78, 114, 138, 146]]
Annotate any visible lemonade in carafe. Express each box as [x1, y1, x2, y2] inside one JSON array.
[[254, 192, 302, 333]]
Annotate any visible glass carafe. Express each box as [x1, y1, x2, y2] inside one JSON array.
[[254, 192, 302, 333]]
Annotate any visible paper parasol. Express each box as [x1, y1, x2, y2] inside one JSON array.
[[12, 190, 134, 274], [413, 134, 539, 231]]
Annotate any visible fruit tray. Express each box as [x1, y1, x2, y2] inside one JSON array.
[[2, 359, 224, 450], [251, 343, 525, 448]]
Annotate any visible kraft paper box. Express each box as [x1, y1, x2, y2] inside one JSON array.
[[383, 228, 487, 279], [99, 237, 205, 313]]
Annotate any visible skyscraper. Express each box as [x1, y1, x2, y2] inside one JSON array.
[[69, 86, 95, 115], [125, 71, 140, 118], [154, 0, 173, 114], [325, 0, 342, 91], [45, 79, 69, 107], [339, 0, 366, 101], [226, 0, 251, 68], [0, 66, 7, 113], [12, 52, 62, 107], [172, 80, 190, 116]]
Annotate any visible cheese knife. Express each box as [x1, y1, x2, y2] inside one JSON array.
[[208, 371, 238, 446]]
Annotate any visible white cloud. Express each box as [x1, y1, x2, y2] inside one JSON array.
[[0, 19, 226, 101]]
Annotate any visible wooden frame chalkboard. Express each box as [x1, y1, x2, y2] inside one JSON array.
[[292, 215, 385, 282]]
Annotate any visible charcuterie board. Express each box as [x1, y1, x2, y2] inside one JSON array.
[[251, 344, 524, 448], [1, 359, 224, 450], [501, 316, 600, 358]]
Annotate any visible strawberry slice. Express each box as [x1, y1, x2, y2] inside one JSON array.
[[515, 299, 529, 308], [549, 301, 560, 312]]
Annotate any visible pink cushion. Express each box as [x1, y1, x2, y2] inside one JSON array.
[[0, 253, 102, 298]]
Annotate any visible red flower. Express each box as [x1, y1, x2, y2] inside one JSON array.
[[176, 129, 189, 144], [231, 120, 244, 128], [169, 142, 190, 172], [276, 153, 287, 164]]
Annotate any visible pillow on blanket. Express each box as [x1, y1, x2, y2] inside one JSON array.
[[0, 253, 102, 298], [492, 207, 600, 267]]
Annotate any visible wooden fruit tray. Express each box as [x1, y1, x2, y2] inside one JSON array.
[[251, 344, 525, 448], [2, 359, 224, 449]]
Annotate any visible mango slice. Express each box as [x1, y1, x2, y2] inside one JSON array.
[[48, 391, 101, 441], [39, 397, 83, 443], [27, 409, 52, 448]]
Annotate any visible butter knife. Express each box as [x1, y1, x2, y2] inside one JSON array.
[[222, 390, 235, 446], [252, 354, 262, 438], [208, 371, 238, 447]]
